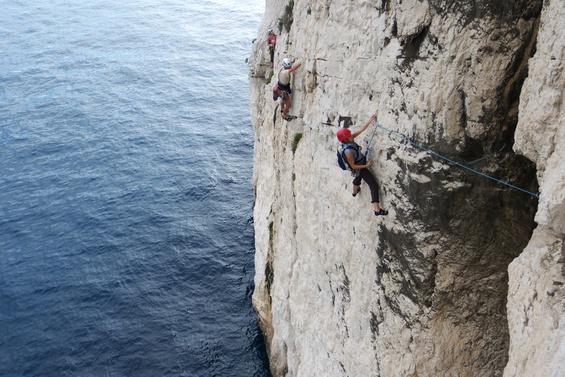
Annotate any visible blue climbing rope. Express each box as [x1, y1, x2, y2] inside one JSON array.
[[364, 118, 379, 158], [374, 123, 540, 199], [464, 144, 505, 165]]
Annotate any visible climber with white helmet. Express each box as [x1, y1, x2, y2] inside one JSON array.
[[277, 57, 301, 120], [267, 29, 277, 67], [337, 113, 388, 216]]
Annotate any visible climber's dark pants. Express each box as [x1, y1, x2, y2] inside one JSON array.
[[353, 168, 380, 203]]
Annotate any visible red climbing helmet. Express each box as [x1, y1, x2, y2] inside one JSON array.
[[336, 128, 351, 142]]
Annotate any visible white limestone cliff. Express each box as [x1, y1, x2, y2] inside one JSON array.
[[505, 0, 565, 376], [248, 1, 564, 376]]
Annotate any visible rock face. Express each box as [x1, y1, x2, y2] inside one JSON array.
[[505, 0, 565, 376], [248, 1, 563, 376]]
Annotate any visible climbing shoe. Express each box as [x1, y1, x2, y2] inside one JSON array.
[[374, 209, 388, 216]]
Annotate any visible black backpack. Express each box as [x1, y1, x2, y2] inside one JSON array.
[[337, 144, 359, 170]]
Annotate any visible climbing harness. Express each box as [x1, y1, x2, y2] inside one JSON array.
[[373, 123, 540, 198]]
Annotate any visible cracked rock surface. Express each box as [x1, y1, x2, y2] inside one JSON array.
[[248, 1, 563, 376]]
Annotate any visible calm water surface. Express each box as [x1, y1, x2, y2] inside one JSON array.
[[0, 0, 270, 376]]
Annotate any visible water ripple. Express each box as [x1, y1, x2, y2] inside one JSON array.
[[0, 0, 269, 376]]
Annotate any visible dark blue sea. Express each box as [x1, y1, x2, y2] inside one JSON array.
[[0, 0, 270, 376]]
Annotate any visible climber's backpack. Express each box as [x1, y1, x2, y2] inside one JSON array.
[[337, 143, 357, 170], [272, 84, 279, 101]]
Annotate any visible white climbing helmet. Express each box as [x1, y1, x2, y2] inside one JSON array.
[[282, 58, 292, 68], [267, 28, 273, 34]]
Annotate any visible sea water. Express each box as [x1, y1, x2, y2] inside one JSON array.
[[0, 0, 270, 375]]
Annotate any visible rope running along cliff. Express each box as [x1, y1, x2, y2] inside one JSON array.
[[367, 121, 540, 198]]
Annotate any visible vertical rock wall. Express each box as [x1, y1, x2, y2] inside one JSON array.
[[248, 0, 562, 376], [505, 0, 565, 375]]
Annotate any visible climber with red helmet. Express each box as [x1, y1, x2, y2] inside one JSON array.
[[337, 113, 388, 216], [277, 57, 301, 120]]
